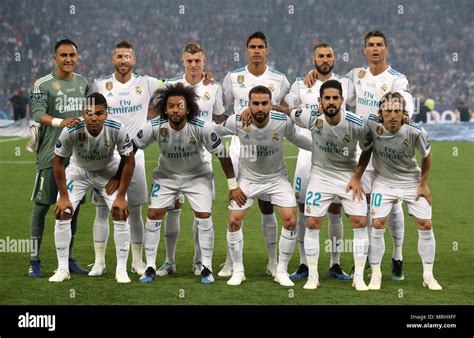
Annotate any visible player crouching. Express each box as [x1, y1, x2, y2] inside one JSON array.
[[49, 93, 135, 283]]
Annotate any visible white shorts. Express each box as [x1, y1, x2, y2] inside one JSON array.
[[371, 180, 432, 220], [229, 177, 296, 211], [92, 149, 147, 206], [228, 135, 271, 203], [149, 171, 213, 213], [304, 175, 367, 218], [63, 164, 124, 211]]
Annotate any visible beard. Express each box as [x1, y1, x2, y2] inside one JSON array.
[[323, 105, 340, 118], [315, 63, 334, 76], [251, 110, 268, 123]]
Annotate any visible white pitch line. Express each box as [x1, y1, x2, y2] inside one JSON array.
[[0, 137, 26, 143], [0, 155, 299, 165]]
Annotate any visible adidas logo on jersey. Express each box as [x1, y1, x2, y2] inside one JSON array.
[[57, 90, 64, 96], [107, 92, 113, 97], [239, 84, 246, 88], [357, 80, 362, 85], [306, 89, 313, 94]]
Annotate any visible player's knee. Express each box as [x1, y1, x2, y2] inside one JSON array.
[[328, 203, 342, 214], [416, 219, 432, 230], [281, 214, 296, 230], [194, 211, 211, 219], [258, 199, 274, 214], [350, 216, 366, 228], [306, 217, 321, 229], [147, 208, 165, 220], [372, 218, 386, 229], [228, 216, 242, 231]]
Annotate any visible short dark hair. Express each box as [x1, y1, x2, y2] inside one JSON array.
[[249, 85, 272, 101], [246, 31, 268, 48], [152, 83, 200, 120], [378, 92, 407, 122], [320, 79, 343, 97], [54, 39, 77, 53], [313, 43, 333, 53], [115, 40, 134, 50], [84, 92, 108, 110], [183, 42, 205, 55], [364, 30, 388, 47]]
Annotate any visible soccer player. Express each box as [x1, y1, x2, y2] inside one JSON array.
[[49, 93, 135, 283], [306, 31, 414, 280], [284, 43, 351, 281], [214, 85, 311, 286], [134, 83, 244, 284], [276, 80, 372, 291], [88, 41, 164, 277], [157, 42, 225, 277], [28, 39, 89, 277], [365, 92, 442, 291], [219, 31, 291, 277]]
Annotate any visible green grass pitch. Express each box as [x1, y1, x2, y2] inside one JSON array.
[[0, 137, 472, 305]]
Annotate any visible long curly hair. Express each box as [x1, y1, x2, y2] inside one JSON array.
[[151, 83, 200, 120]]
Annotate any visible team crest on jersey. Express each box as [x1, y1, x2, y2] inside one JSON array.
[[306, 205, 311, 214], [316, 119, 323, 129], [104, 140, 110, 148], [267, 83, 275, 92], [203, 92, 211, 101], [78, 133, 86, 142], [295, 192, 300, 200], [106, 82, 113, 91], [272, 132, 280, 142], [403, 138, 409, 147], [343, 134, 350, 143], [135, 86, 142, 95], [376, 126, 384, 135], [358, 70, 366, 78], [52, 81, 61, 90], [160, 127, 169, 139], [189, 136, 196, 145], [237, 75, 245, 84], [380, 83, 388, 92]]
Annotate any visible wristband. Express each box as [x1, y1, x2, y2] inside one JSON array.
[[227, 178, 238, 190], [51, 118, 64, 127]]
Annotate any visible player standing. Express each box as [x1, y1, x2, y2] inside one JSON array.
[[88, 41, 164, 277], [219, 31, 291, 277], [365, 92, 442, 291], [28, 39, 89, 278]]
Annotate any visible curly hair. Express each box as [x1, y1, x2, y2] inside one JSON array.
[[151, 83, 200, 120]]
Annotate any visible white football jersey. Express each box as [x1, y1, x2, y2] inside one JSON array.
[[213, 111, 311, 182], [290, 108, 371, 182], [285, 73, 347, 138], [90, 73, 163, 138], [222, 66, 290, 114], [133, 117, 224, 178], [345, 66, 414, 118], [165, 75, 225, 123], [55, 118, 132, 172], [366, 114, 431, 187]]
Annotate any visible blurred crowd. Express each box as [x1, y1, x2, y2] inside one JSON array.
[[1, 0, 472, 112]]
